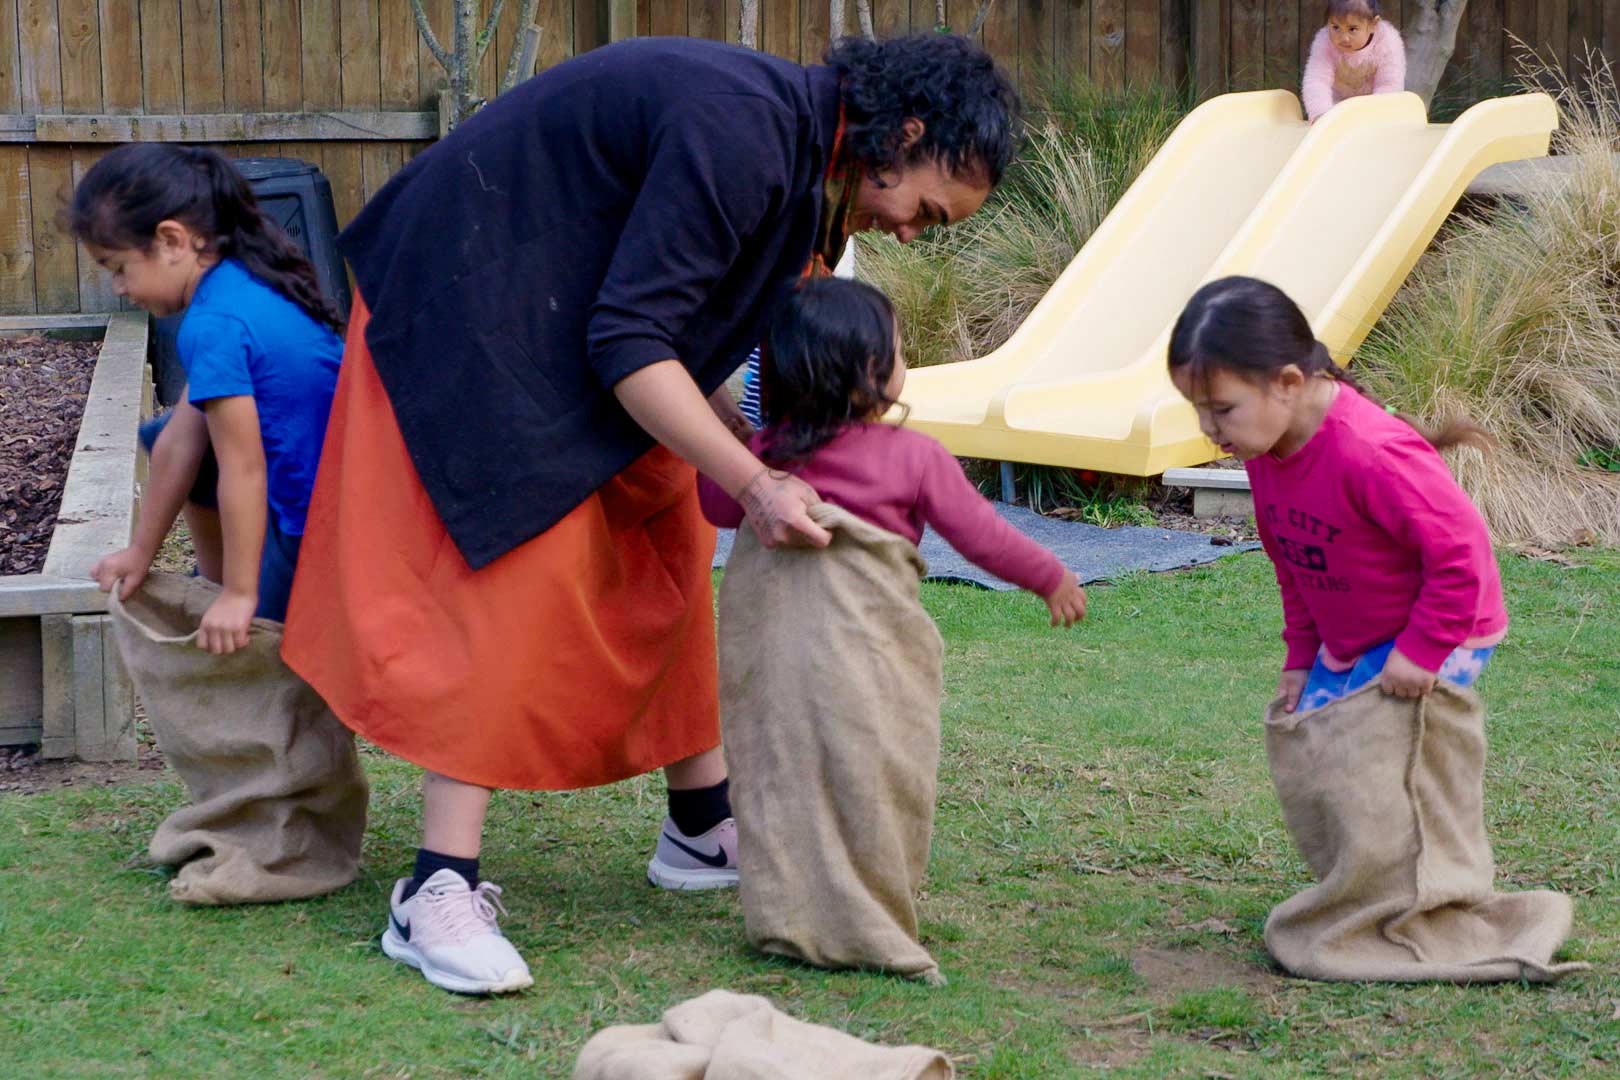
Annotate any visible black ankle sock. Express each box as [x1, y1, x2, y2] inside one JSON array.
[[401, 848, 480, 901], [667, 778, 731, 837]]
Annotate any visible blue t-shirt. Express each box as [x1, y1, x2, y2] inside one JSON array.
[[179, 259, 343, 536]]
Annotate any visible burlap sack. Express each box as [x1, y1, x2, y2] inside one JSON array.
[[1263, 681, 1588, 982], [108, 573, 368, 905], [573, 989, 953, 1080], [720, 503, 946, 984]]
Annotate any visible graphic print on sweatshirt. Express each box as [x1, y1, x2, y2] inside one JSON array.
[[1264, 503, 1349, 593]]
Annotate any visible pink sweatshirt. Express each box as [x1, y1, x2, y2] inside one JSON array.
[[1301, 22, 1406, 121], [700, 423, 1067, 597], [1247, 385, 1507, 674]]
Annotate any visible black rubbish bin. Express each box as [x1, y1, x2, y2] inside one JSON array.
[[151, 157, 349, 406]]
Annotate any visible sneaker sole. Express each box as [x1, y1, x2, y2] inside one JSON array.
[[646, 858, 739, 891], [380, 928, 534, 995]]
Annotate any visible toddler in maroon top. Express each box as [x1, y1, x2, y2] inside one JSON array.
[[1168, 276, 1504, 714], [701, 278, 1087, 624]]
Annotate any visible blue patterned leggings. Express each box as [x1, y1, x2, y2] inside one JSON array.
[[1296, 640, 1495, 712]]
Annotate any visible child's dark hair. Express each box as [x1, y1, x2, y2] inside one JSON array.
[[827, 33, 1022, 186], [1169, 277, 1491, 452], [67, 144, 344, 332], [1326, 0, 1381, 19], [759, 278, 903, 465]]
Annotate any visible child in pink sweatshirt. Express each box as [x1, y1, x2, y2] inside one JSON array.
[[1168, 276, 1505, 715], [1301, 0, 1406, 121], [702, 277, 1087, 625]]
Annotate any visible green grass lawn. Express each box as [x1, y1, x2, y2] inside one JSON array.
[[3, 550, 1617, 1078]]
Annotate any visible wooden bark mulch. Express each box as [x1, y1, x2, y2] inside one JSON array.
[[0, 335, 101, 576]]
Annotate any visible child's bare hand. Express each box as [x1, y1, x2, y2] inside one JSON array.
[[1044, 570, 1086, 627], [92, 546, 152, 601], [1278, 668, 1309, 713], [198, 590, 256, 655], [1379, 647, 1436, 699]]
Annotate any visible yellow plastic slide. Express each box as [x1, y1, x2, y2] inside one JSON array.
[[895, 90, 1558, 475]]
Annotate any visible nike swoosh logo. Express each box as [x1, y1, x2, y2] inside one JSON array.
[[390, 913, 411, 941], [663, 832, 730, 869]]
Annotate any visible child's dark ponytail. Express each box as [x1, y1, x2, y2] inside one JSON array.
[[68, 144, 345, 333], [1169, 276, 1491, 452]]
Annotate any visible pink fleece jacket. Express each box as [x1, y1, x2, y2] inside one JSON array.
[[700, 423, 1067, 597], [1301, 22, 1406, 121], [1247, 385, 1507, 674]]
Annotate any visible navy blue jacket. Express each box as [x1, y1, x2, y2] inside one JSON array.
[[339, 38, 842, 568]]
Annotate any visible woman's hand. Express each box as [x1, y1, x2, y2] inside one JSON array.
[[1278, 668, 1309, 713], [1379, 647, 1437, 699], [92, 545, 154, 601], [739, 468, 830, 548], [1044, 570, 1086, 628], [198, 589, 256, 655]]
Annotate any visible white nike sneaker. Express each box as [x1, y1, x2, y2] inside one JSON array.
[[647, 816, 740, 890], [380, 869, 534, 994]]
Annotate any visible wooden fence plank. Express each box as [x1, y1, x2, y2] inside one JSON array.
[[688, 0, 724, 38], [182, 0, 226, 112], [1264, 0, 1298, 92], [417, 0, 449, 102], [539, 0, 573, 66], [381, 0, 419, 106], [1226, 0, 1263, 89], [141, 0, 184, 112], [1607, 0, 1620, 77], [302, 0, 342, 108], [1160, 0, 1188, 87], [1125, 0, 1159, 87], [1191, 0, 1222, 93], [1055, 0, 1090, 81], [99, 0, 144, 112], [653, 0, 688, 35], [0, 0, 21, 113], [764, 0, 800, 61], [340, 0, 381, 108], [28, 147, 78, 313], [222, 0, 265, 109], [577, 0, 604, 54], [983, 0, 1021, 81], [799, 0, 828, 63], [477, 0, 499, 99], [262, 0, 302, 109], [1539, 0, 1571, 67], [59, 0, 104, 111], [1572, 0, 1605, 80], [869, 0, 906, 37], [30, 111, 439, 141], [1020, 0, 1056, 88], [1092, 0, 1125, 87], [72, 147, 120, 310], [18, 0, 66, 114], [0, 148, 34, 314]]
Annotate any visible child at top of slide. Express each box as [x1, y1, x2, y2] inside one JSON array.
[[1301, 0, 1406, 122], [70, 144, 344, 651], [1167, 276, 1504, 714]]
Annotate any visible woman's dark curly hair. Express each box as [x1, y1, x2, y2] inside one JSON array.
[[759, 277, 903, 466], [827, 33, 1022, 185]]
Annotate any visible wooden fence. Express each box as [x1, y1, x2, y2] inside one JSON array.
[[2, 1, 1616, 315]]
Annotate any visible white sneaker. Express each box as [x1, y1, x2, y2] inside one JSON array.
[[647, 816, 740, 890], [380, 869, 534, 994]]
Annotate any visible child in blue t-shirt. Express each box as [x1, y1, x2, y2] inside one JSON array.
[[69, 145, 344, 653]]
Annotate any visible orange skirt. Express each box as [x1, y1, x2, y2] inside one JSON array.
[[281, 297, 720, 790]]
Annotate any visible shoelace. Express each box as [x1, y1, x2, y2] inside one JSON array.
[[424, 881, 510, 943]]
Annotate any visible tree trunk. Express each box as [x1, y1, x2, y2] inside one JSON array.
[[1404, 0, 1470, 107], [855, 0, 875, 39], [830, 0, 846, 41], [741, 0, 759, 49]]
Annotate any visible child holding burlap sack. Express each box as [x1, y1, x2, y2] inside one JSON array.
[[1168, 276, 1584, 984], [702, 278, 1085, 984]]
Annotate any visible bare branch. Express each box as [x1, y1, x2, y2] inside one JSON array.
[[856, 0, 875, 39], [935, 1, 945, 29], [477, 0, 511, 66], [409, 0, 451, 71], [741, 0, 759, 49], [830, 0, 846, 40], [968, 0, 996, 37], [499, 0, 542, 92]]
